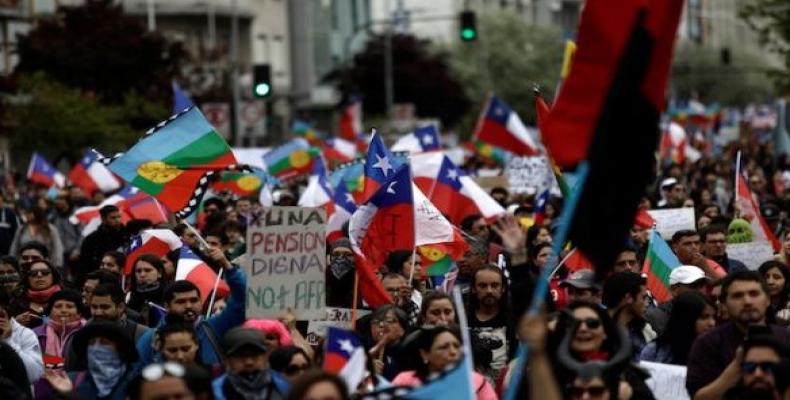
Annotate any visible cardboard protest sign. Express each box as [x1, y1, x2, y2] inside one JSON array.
[[647, 208, 695, 239], [244, 206, 326, 319], [306, 307, 371, 345], [505, 155, 550, 194], [640, 361, 690, 400], [726, 241, 775, 270]]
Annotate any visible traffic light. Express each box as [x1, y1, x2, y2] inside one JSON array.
[[460, 11, 477, 42], [253, 64, 272, 98]]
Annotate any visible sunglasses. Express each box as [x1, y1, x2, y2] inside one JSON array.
[[28, 270, 51, 277], [141, 362, 186, 381], [570, 385, 607, 398], [742, 361, 779, 374], [575, 317, 602, 330], [284, 363, 310, 375]]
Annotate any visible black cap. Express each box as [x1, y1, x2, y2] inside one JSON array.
[[223, 327, 268, 356]]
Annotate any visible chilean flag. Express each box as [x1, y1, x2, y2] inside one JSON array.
[[474, 95, 539, 156], [298, 158, 336, 217], [27, 152, 65, 188], [70, 187, 137, 235], [361, 132, 403, 202], [350, 164, 468, 307], [327, 181, 357, 242], [324, 327, 366, 391], [176, 246, 230, 304], [125, 229, 183, 274], [125, 191, 170, 224], [392, 125, 441, 154], [736, 170, 781, 251], [410, 152, 505, 225], [323, 138, 357, 165], [68, 150, 122, 195], [338, 98, 362, 141]]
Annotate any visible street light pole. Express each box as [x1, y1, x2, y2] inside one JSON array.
[[230, 0, 242, 146]]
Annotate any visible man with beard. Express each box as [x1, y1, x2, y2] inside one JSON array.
[[687, 271, 790, 399], [466, 265, 512, 382], [722, 335, 789, 400], [136, 247, 247, 366], [212, 327, 289, 400], [79, 205, 126, 283], [89, 283, 148, 343]]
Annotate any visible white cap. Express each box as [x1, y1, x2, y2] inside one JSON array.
[[669, 265, 708, 286]]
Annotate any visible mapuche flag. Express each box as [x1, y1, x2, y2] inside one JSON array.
[[101, 107, 238, 219], [642, 230, 681, 302], [540, 0, 684, 275]]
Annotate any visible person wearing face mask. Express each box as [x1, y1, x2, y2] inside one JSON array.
[[325, 238, 357, 308], [54, 321, 140, 399], [0, 256, 21, 294], [212, 327, 289, 400], [127, 254, 167, 326], [32, 289, 87, 398]]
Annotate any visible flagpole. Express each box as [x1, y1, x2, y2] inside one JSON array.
[[451, 287, 476, 400], [734, 150, 742, 218], [206, 268, 224, 318], [182, 220, 211, 249], [503, 161, 590, 400], [548, 247, 577, 280], [350, 269, 360, 330], [407, 165, 419, 288]]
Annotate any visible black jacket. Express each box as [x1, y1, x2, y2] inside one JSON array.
[[79, 225, 127, 281]]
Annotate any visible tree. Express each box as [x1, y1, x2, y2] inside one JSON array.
[[15, 0, 185, 106], [446, 11, 564, 135], [740, 0, 790, 94], [327, 34, 471, 129], [671, 43, 775, 105]]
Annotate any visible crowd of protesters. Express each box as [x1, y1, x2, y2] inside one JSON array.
[[0, 140, 786, 400]]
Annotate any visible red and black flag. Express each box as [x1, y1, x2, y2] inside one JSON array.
[[541, 0, 684, 275]]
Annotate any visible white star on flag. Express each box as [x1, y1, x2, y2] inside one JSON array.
[[386, 181, 397, 194], [420, 134, 434, 145], [372, 155, 394, 177], [494, 107, 505, 116], [338, 339, 355, 354], [446, 168, 459, 181], [345, 193, 356, 205]]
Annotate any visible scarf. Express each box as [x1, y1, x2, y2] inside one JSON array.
[[27, 284, 61, 304], [87, 343, 126, 398], [225, 370, 276, 400], [577, 350, 610, 361], [135, 281, 161, 294], [44, 318, 85, 359]]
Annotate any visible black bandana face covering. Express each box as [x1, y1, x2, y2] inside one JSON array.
[[330, 256, 354, 279], [226, 370, 273, 400]]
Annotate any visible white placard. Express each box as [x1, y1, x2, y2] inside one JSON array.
[[306, 307, 371, 345], [640, 361, 690, 400], [726, 241, 776, 270], [244, 207, 326, 319], [647, 208, 696, 239], [505, 155, 551, 194]]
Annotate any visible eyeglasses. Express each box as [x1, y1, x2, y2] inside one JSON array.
[[575, 317, 602, 330], [741, 361, 779, 375], [284, 363, 310, 375], [141, 362, 186, 381], [28, 269, 51, 277], [570, 385, 607, 398]]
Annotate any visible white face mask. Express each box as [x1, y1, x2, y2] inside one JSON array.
[[87, 343, 126, 397]]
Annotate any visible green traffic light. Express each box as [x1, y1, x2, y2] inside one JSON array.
[[461, 28, 476, 41], [254, 83, 271, 97]]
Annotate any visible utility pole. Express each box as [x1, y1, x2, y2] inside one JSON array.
[[146, 0, 156, 32], [230, 0, 242, 146]]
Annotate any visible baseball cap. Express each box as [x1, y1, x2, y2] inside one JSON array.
[[669, 265, 708, 286], [660, 177, 678, 190], [560, 269, 600, 290], [223, 327, 268, 356]]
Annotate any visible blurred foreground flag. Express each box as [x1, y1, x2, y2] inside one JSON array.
[[101, 107, 238, 219], [176, 246, 230, 304], [392, 125, 441, 153], [324, 327, 367, 391]]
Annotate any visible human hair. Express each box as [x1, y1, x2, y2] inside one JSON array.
[[44, 288, 85, 317], [526, 225, 549, 246], [527, 242, 552, 271], [99, 205, 119, 220], [0, 256, 18, 271], [101, 250, 126, 270], [699, 224, 727, 242], [127, 366, 190, 400], [720, 270, 770, 302], [0, 290, 10, 311], [384, 250, 413, 275], [23, 259, 61, 288], [548, 301, 622, 357], [24, 206, 50, 234], [156, 315, 199, 351], [285, 370, 350, 400], [602, 272, 645, 309], [92, 283, 125, 305], [370, 304, 409, 331], [131, 254, 165, 289], [163, 280, 201, 305], [758, 260, 790, 306], [202, 197, 225, 211], [460, 214, 484, 233], [18, 241, 49, 260], [381, 272, 407, 284], [85, 269, 120, 285], [469, 265, 509, 313], [671, 229, 698, 245], [418, 291, 455, 325], [743, 334, 790, 358], [269, 346, 311, 374], [223, 219, 244, 234], [413, 324, 463, 380], [655, 291, 715, 364]]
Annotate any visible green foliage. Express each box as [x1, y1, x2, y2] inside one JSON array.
[[671, 43, 775, 105], [740, 0, 790, 94], [7, 72, 147, 162], [446, 11, 564, 136]]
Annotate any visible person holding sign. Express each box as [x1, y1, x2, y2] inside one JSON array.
[[136, 246, 247, 367]]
